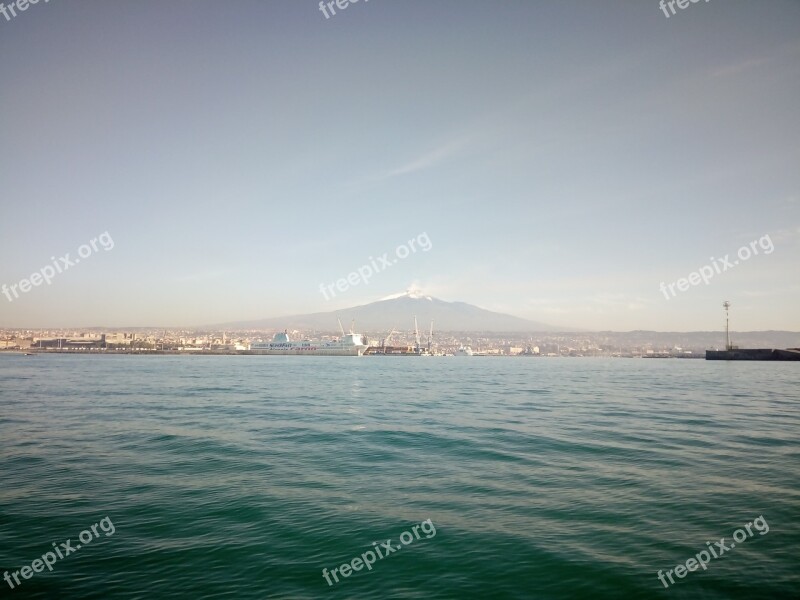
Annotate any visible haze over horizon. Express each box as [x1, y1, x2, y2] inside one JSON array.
[[1, 1, 799, 331], [2, 288, 797, 335]]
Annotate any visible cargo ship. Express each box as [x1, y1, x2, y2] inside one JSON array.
[[248, 330, 368, 356]]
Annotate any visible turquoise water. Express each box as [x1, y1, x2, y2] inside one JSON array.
[[1, 355, 798, 599]]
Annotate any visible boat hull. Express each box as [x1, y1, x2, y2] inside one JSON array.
[[248, 330, 367, 356], [247, 347, 365, 356]]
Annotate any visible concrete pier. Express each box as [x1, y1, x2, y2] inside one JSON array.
[[706, 348, 800, 361]]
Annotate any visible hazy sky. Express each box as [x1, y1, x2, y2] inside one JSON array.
[[1, 0, 798, 331]]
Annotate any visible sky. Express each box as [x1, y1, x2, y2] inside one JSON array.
[[1, 0, 798, 331]]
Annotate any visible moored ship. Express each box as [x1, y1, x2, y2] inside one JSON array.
[[249, 330, 368, 356]]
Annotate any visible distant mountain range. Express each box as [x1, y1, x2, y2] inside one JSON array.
[[589, 330, 800, 350], [214, 291, 566, 332]]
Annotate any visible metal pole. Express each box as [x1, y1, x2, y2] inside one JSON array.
[[723, 301, 731, 350]]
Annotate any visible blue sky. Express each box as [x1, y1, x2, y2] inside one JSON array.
[[1, 0, 798, 330]]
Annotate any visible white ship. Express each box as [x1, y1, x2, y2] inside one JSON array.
[[455, 345, 473, 356], [249, 330, 368, 356]]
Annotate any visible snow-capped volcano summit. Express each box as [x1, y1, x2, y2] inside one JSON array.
[[379, 288, 433, 302]]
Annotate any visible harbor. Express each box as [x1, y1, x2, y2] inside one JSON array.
[[704, 302, 800, 361]]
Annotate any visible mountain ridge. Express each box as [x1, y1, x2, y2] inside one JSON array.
[[212, 292, 567, 332]]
